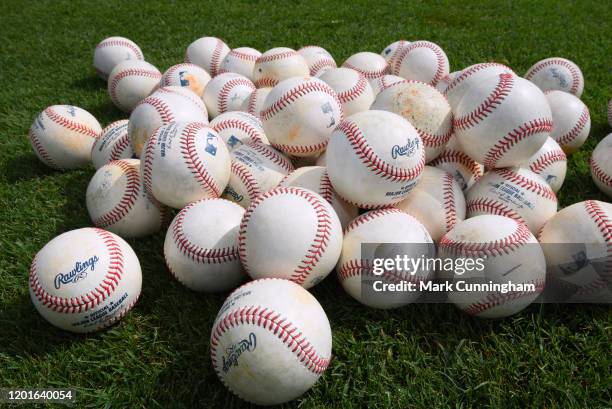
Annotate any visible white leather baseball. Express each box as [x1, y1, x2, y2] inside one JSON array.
[[435, 71, 458, 94], [210, 278, 332, 405], [91, 120, 134, 169], [93, 36, 143, 80], [279, 166, 359, 229], [380, 40, 410, 67], [164, 198, 246, 292], [128, 88, 208, 156], [337, 208, 435, 309], [184, 36, 230, 77], [261, 76, 343, 157], [160, 63, 212, 99], [370, 74, 407, 96], [466, 167, 558, 234], [252, 47, 310, 88], [524, 57, 584, 97], [239, 87, 271, 118], [29, 105, 102, 169], [326, 110, 425, 208], [86, 159, 166, 238], [203, 73, 256, 118], [29, 227, 142, 332], [428, 134, 484, 192], [153, 85, 208, 113], [520, 136, 567, 193], [538, 200, 612, 303], [438, 215, 545, 318], [298, 45, 337, 77], [371, 80, 453, 162], [218, 47, 262, 81], [546, 90, 591, 153], [392, 40, 450, 87], [223, 142, 294, 208], [591, 133, 612, 197], [341, 52, 389, 86], [108, 60, 161, 112], [210, 111, 269, 150], [394, 166, 465, 242], [444, 62, 515, 110], [453, 73, 552, 168], [238, 186, 342, 288], [141, 122, 230, 209], [319, 68, 374, 116]]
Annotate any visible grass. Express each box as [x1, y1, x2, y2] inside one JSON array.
[[0, 0, 611, 407]]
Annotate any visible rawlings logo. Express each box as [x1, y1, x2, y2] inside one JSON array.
[[391, 138, 420, 159], [222, 332, 256, 373], [54, 255, 99, 289], [224, 185, 244, 202]]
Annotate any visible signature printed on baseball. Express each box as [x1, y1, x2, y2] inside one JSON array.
[[222, 332, 257, 373], [54, 255, 99, 289], [391, 138, 420, 159]]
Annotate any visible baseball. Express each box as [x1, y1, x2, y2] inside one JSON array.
[[153, 85, 208, 112], [392, 40, 450, 87], [202, 73, 256, 118], [371, 80, 453, 162], [466, 167, 558, 234], [444, 62, 515, 110], [438, 215, 546, 318], [238, 186, 343, 288], [279, 165, 359, 228], [159, 63, 212, 99], [428, 134, 484, 192], [29, 105, 102, 169], [91, 120, 134, 169], [164, 198, 246, 292], [435, 71, 458, 94], [590, 133, 612, 197], [337, 208, 435, 309], [218, 47, 262, 81], [298, 45, 337, 77], [223, 142, 294, 208], [210, 111, 269, 150], [546, 90, 591, 153], [520, 136, 567, 193], [141, 121, 230, 209], [341, 51, 389, 85], [394, 166, 466, 242], [86, 159, 166, 238], [252, 47, 310, 88], [108, 60, 162, 112], [326, 110, 425, 208], [184, 36, 230, 77], [524, 57, 584, 97], [210, 278, 332, 405], [29, 227, 142, 333], [319, 67, 375, 116], [93, 36, 143, 80], [261, 76, 343, 157], [370, 74, 406, 96], [239, 87, 271, 118], [128, 87, 208, 156], [380, 40, 410, 67], [453, 73, 552, 168], [538, 200, 612, 303]]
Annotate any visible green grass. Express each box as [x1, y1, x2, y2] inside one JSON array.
[[1, 0, 611, 407]]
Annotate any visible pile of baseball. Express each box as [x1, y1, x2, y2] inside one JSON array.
[[27, 36, 611, 405]]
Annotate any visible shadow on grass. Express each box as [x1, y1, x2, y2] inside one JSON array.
[[0, 152, 58, 184], [72, 74, 106, 93]]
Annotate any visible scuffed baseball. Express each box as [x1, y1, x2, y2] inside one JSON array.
[[319, 67, 375, 116], [210, 111, 269, 150], [393, 40, 450, 87], [108, 60, 162, 112], [91, 120, 134, 169], [94, 36, 144, 80], [428, 134, 484, 192], [218, 47, 262, 81], [239, 87, 271, 118], [252, 47, 310, 88], [160, 63, 212, 99], [185, 36, 230, 77], [298, 45, 337, 77], [546, 90, 591, 153], [203, 73, 256, 118], [520, 136, 567, 193], [590, 133, 612, 197], [524, 57, 584, 97], [341, 51, 389, 86]]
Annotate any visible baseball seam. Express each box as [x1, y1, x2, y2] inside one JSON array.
[[45, 107, 100, 138], [180, 122, 222, 197], [525, 59, 581, 95], [464, 278, 545, 315], [466, 198, 524, 225], [29, 127, 58, 169], [429, 149, 483, 181], [218, 78, 256, 114], [110, 69, 161, 109], [556, 105, 590, 148], [530, 149, 567, 175], [97, 39, 143, 59], [442, 173, 458, 233], [496, 168, 557, 201], [92, 160, 140, 228], [342, 62, 388, 81], [213, 119, 265, 145], [230, 161, 262, 202], [337, 73, 369, 104]]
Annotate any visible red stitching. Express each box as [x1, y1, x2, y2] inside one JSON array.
[[319, 170, 334, 204], [138, 96, 175, 123], [141, 126, 159, 198], [419, 127, 453, 149], [482, 118, 553, 168], [392, 41, 447, 85], [428, 148, 483, 180], [108, 131, 132, 162], [556, 104, 589, 147], [44, 107, 99, 138], [257, 50, 299, 63], [442, 172, 458, 233], [453, 73, 514, 131], [254, 77, 279, 88], [464, 278, 545, 316], [344, 208, 405, 234], [242, 142, 294, 173], [160, 63, 199, 87], [180, 122, 222, 197], [374, 75, 406, 93], [444, 63, 511, 96], [439, 220, 532, 258], [210, 38, 226, 77], [337, 119, 425, 183], [238, 187, 334, 285], [92, 160, 140, 228], [212, 118, 265, 145], [246, 90, 260, 116], [110, 68, 161, 109], [466, 198, 524, 224], [218, 78, 256, 114], [591, 158, 612, 190], [227, 48, 259, 62], [309, 58, 336, 76], [29, 228, 125, 313], [96, 38, 143, 59], [525, 58, 581, 95], [337, 258, 426, 285], [342, 62, 388, 81], [337, 73, 368, 104], [230, 161, 261, 201], [530, 149, 566, 175], [584, 201, 612, 282], [261, 81, 340, 121], [29, 126, 58, 168], [172, 199, 240, 263], [495, 168, 557, 201], [271, 141, 329, 156]]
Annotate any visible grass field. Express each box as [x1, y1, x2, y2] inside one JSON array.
[[1, 0, 611, 407]]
